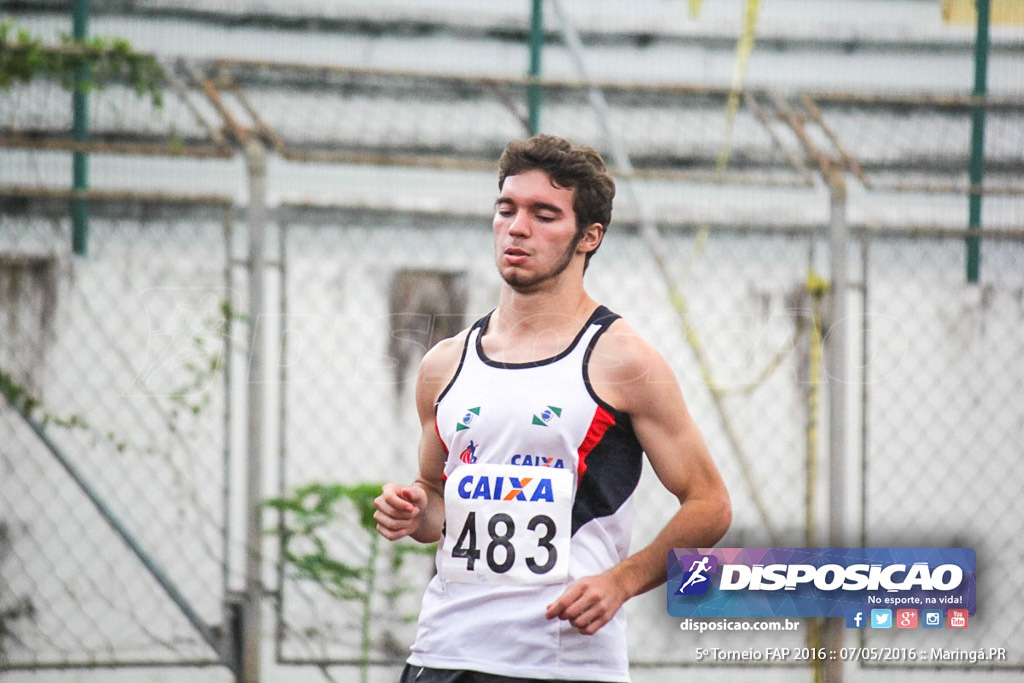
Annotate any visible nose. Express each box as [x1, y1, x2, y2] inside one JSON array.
[[507, 209, 530, 237]]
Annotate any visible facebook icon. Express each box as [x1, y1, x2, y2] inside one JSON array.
[[845, 609, 866, 629]]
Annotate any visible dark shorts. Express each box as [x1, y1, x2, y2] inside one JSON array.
[[399, 664, 609, 683]]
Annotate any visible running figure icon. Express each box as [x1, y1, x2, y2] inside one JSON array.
[[678, 556, 713, 593]]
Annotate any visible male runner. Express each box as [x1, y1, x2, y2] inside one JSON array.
[[374, 134, 731, 682]]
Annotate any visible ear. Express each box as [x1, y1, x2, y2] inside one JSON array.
[[577, 222, 605, 255]]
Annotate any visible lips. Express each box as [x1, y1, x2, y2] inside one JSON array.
[[504, 246, 529, 265]]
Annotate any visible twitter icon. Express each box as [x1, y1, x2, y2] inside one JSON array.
[[871, 609, 892, 629]]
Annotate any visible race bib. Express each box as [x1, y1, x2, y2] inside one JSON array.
[[440, 463, 573, 585]]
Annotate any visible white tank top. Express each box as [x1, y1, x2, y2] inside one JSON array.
[[408, 306, 643, 681]]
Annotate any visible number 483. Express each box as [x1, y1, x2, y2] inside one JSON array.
[[451, 511, 558, 575]]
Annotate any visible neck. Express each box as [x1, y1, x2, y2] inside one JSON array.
[[492, 278, 596, 338]]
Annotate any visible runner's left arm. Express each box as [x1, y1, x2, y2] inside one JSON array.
[[546, 326, 731, 634]]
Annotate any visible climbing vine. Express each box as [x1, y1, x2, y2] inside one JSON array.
[[0, 20, 164, 105]]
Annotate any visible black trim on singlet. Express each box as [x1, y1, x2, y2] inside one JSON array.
[[573, 306, 644, 534], [438, 305, 621, 407], [473, 305, 615, 370], [433, 322, 478, 408], [571, 410, 644, 536], [580, 305, 622, 414]]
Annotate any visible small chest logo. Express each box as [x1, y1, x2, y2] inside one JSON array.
[[532, 405, 562, 426], [456, 406, 481, 432], [459, 440, 478, 464]]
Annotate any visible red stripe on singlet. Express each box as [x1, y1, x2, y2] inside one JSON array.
[[435, 417, 449, 482], [577, 405, 616, 478]]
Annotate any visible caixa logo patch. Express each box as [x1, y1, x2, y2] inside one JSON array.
[[456, 474, 554, 502], [676, 554, 719, 595]]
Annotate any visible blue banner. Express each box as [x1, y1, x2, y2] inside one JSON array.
[[667, 548, 976, 620]]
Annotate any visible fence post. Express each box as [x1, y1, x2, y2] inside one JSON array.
[[527, 0, 544, 134], [71, 0, 90, 256], [966, 0, 990, 283], [824, 164, 848, 683], [242, 137, 268, 683]]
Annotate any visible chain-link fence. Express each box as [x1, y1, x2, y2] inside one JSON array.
[[1, 197, 239, 670], [858, 230, 1024, 672]]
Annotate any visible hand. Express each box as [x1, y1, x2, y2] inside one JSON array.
[[374, 482, 428, 541], [545, 572, 628, 635]]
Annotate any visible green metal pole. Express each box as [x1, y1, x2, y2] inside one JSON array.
[[72, 0, 90, 256], [966, 0, 990, 284], [527, 0, 544, 134]]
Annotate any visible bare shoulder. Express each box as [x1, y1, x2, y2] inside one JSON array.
[[416, 328, 470, 407], [588, 317, 680, 414]]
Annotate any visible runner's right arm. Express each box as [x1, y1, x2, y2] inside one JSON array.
[[374, 333, 465, 543]]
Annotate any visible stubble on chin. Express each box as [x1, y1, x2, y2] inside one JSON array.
[[497, 237, 581, 293]]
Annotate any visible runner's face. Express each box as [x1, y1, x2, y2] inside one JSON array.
[[493, 170, 582, 292]]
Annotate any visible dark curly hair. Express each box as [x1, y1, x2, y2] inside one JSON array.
[[498, 134, 616, 266]]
